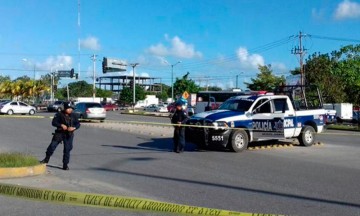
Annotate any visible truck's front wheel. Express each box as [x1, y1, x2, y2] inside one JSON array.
[[298, 125, 316, 147], [229, 129, 248, 152]]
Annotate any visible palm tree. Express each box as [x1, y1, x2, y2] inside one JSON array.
[[0, 80, 13, 99]]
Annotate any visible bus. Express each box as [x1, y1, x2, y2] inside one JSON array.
[[193, 90, 249, 114]]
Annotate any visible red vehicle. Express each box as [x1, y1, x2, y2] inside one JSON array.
[[167, 102, 176, 113], [102, 103, 119, 111]]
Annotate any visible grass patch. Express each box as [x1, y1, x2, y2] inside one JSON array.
[[327, 124, 360, 131], [0, 152, 40, 168]]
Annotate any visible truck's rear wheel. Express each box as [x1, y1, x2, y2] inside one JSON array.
[[298, 125, 316, 147], [229, 129, 248, 152]]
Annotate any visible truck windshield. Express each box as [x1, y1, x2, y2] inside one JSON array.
[[218, 99, 253, 112]]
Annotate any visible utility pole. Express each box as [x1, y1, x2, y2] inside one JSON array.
[[50, 71, 55, 103], [291, 31, 308, 86], [67, 84, 70, 101], [171, 61, 181, 102], [130, 63, 139, 111], [91, 54, 97, 102]]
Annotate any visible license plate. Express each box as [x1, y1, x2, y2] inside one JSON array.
[[211, 135, 224, 142]]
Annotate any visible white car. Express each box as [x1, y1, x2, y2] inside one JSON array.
[[144, 104, 168, 112], [73, 102, 106, 121], [0, 101, 37, 115], [156, 104, 168, 113]]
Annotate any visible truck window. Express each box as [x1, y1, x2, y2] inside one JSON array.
[[273, 99, 289, 113], [253, 99, 271, 113]]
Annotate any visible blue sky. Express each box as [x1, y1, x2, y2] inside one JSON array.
[[0, 0, 360, 90]]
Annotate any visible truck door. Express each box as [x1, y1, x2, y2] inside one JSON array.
[[251, 98, 292, 140], [251, 99, 283, 140], [273, 98, 296, 138]]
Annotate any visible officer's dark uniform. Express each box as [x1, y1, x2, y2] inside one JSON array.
[[171, 103, 188, 153], [40, 102, 80, 170]]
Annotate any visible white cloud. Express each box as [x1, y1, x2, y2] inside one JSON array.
[[271, 62, 287, 73], [236, 47, 265, 69], [334, 0, 360, 20], [312, 8, 326, 20], [147, 35, 202, 59], [37, 55, 73, 71], [80, 36, 101, 51]]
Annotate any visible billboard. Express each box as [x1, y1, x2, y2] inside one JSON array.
[[103, 58, 127, 73], [57, 70, 71, 77], [286, 75, 301, 86]]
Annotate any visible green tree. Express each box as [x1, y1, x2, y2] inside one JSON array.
[[245, 64, 285, 91], [0, 75, 11, 84], [119, 85, 146, 105], [67, 81, 93, 97], [332, 45, 360, 104], [14, 75, 31, 82], [172, 72, 200, 98], [155, 84, 170, 102], [96, 88, 113, 98], [305, 44, 360, 104], [304, 53, 345, 103]]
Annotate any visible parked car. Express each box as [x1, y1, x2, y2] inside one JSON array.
[[167, 102, 176, 113], [144, 104, 167, 112], [73, 102, 106, 122], [0, 99, 11, 104], [144, 104, 158, 112], [102, 103, 119, 111], [47, 100, 66, 112], [156, 104, 168, 112], [0, 101, 36, 115], [352, 110, 360, 123]]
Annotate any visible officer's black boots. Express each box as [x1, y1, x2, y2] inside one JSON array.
[[63, 164, 69, 170], [40, 157, 50, 164]]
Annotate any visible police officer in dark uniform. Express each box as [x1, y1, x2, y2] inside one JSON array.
[[171, 101, 188, 153], [40, 102, 80, 170]]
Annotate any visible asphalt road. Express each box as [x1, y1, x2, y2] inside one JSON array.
[[0, 113, 359, 216]]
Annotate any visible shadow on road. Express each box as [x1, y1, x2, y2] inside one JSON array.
[[90, 166, 360, 209], [101, 137, 199, 153]]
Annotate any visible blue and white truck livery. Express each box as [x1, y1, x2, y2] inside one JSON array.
[[186, 93, 328, 152]]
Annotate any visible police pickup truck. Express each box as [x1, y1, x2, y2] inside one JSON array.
[[186, 92, 328, 152]]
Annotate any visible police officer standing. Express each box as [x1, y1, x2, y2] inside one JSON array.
[[40, 102, 80, 170], [171, 101, 188, 153]]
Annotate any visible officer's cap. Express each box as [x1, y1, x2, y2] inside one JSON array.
[[63, 102, 74, 110]]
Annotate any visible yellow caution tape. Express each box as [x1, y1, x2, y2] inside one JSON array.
[[0, 183, 285, 216], [1, 114, 359, 136]]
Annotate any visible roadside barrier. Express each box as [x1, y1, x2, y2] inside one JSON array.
[[0, 183, 286, 216]]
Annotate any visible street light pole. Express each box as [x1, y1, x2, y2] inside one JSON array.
[[171, 61, 181, 102], [91, 54, 97, 102], [235, 72, 244, 89], [130, 63, 139, 109], [50, 68, 54, 103]]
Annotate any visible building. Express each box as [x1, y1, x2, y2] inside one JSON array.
[[96, 75, 162, 94]]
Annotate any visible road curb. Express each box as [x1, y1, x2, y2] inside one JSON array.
[[120, 112, 170, 118], [0, 163, 46, 179]]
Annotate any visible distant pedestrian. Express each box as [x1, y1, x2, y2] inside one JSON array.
[[171, 102, 188, 153], [40, 102, 80, 170]]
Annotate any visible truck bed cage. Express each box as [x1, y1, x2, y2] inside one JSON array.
[[274, 85, 324, 110]]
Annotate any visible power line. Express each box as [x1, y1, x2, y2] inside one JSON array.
[[309, 35, 360, 43], [0, 52, 92, 57], [141, 36, 296, 72]]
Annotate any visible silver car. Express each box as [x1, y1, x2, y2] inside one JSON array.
[[73, 102, 106, 122], [0, 101, 36, 115]]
